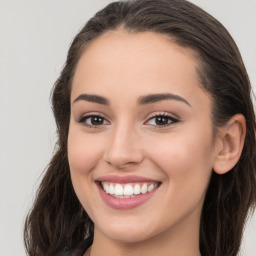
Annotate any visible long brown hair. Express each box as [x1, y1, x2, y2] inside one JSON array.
[[24, 0, 256, 255]]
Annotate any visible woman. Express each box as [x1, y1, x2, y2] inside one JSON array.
[[24, 0, 256, 255]]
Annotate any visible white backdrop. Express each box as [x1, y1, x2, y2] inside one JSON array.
[[0, 0, 255, 255]]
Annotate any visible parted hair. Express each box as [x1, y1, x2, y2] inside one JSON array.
[[24, 0, 256, 255]]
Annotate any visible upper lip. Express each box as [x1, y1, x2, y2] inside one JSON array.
[[96, 175, 160, 183]]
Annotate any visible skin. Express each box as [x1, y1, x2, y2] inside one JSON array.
[[68, 30, 245, 256]]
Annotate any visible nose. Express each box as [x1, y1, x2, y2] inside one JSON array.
[[103, 123, 144, 169]]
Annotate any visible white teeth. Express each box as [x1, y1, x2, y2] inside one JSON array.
[[123, 184, 133, 196], [133, 184, 141, 195], [101, 182, 159, 197], [141, 183, 147, 194], [103, 183, 109, 194], [148, 184, 154, 192], [109, 184, 115, 195], [115, 184, 123, 195]]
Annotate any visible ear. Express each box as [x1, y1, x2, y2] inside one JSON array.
[[213, 114, 246, 175]]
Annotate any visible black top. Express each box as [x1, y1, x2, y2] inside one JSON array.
[[57, 237, 93, 256]]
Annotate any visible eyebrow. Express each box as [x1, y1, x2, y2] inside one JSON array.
[[138, 93, 191, 106], [73, 93, 191, 107], [73, 94, 109, 105]]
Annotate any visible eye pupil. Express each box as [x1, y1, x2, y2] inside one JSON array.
[[91, 116, 104, 125], [155, 116, 169, 125]]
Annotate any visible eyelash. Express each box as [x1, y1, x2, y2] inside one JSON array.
[[78, 113, 109, 128], [78, 112, 179, 129], [145, 113, 179, 128]]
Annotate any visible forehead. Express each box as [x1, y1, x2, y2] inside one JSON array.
[[73, 30, 198, 82], [71, 30, 210, 111]]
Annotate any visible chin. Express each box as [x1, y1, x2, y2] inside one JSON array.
[[94, 214, 162, 244], [103, 227, 155, 244]]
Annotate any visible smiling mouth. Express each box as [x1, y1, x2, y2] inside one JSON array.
[[96, 175, 162, 209], [99, 181, 160, 198]]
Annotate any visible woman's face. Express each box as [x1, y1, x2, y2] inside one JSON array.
[[68, 31, 219, 244]]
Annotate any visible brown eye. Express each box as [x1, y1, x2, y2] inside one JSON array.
[[90, 116, 104, 125], [79, 115, 110, 127], [155, 116, 170, 125], [146, 115, 178, 128]]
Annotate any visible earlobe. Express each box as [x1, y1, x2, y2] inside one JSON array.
[[213, 114, 246, 175]]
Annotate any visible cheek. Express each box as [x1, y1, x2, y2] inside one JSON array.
[[68, 130, 103, 175], [147, 130, 214, 220], [146, 125, 214, 186], [67, 129, 105, 215]]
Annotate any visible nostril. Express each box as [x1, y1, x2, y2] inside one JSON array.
[[103, 132, 144, 167], [103, 149, 144, 169]]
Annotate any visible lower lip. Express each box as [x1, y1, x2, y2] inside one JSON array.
[[97, 183, 159, 210]]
